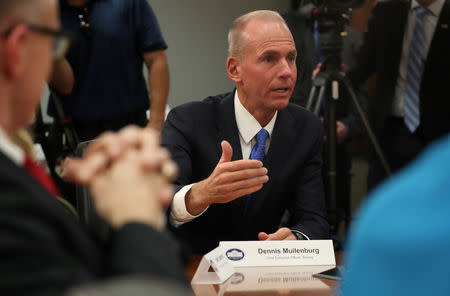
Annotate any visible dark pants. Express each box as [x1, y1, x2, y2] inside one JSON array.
[[74, 111, 148, 142], [322, 142, 352, 234], [367, 117, 426, 193]]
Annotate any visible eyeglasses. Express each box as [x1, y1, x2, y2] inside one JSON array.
[[27, 24, 73, 60], [1, 24, 72, 60]]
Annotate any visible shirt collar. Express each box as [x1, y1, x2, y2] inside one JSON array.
[[0, 127, 25, 166], [234, 91, 277, 144], [411, 0, 444, 17]]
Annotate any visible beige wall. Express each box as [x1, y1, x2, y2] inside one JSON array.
[[149, 0, 291, 107]]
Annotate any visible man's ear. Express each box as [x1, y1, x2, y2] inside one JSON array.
[[227, 56, 241, 83], [2, 25, 28, 80]]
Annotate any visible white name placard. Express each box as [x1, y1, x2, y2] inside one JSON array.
[[219, 240, 335, 267], [191, 246, 235, 284]]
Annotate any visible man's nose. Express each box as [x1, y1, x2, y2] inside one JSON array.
[[278, 59, 294, 78]]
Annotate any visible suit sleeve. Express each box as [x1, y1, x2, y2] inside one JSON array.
[[109, 223, 185, 280], [0, 176, 185, 295], [161, 107, 196, 193]]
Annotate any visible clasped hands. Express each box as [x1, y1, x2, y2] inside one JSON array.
[[185, 140, 296, 241], [63, 126, 177, 230]]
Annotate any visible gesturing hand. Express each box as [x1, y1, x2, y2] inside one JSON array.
[[186, 140, 269, 215], [258, 227, 297, 241]]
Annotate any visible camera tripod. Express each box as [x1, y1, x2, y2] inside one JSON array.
[[306, 66, 391, 234]]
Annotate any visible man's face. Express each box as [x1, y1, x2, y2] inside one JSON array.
[[12, 0, 59, 130], [235, 19, 297, 116]]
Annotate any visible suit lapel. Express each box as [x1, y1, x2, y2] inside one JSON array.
[[0, 152, 102, 270], [425, 0, 450, 66], [217, 90, 243, 161], [388, 1, 410, 80]]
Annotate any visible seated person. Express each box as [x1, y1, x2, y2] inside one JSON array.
[[162, 10, 329, 254], [0, 0, 184, 294], [339, 133, 450, 296]]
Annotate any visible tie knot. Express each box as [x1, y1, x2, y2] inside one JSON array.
[[255, 129, 269, 144], [415, 6, 428, 18]]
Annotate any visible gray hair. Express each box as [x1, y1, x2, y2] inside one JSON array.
[[227, 10, 288, 58]]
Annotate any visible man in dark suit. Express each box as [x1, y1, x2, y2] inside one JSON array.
[[349, 0, 450, 190], [0, 1, 185, 294], [162, 10, 329, 254]]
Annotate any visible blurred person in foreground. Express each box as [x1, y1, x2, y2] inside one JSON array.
[[162, 10, 329, 254], [0, 0, 184, 294], [340, 133, 450, 296]]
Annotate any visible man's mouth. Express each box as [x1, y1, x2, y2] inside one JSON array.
[[273, 87, 290, 93]]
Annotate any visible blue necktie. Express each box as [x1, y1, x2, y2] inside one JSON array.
[[404, 6, 428, 133], [243, 128, 269, 216]]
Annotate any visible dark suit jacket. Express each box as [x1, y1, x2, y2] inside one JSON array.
[[162, 91, 329, 254], [0, 152, 184, 295], [349, 0, 450, 143]]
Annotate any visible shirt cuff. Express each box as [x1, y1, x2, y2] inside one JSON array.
[[169, 183, 208, 227], [290, 229, 310, 240]]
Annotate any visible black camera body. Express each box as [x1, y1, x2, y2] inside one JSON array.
[[311, 0, 365, 10], [310, 0, 365, 70]]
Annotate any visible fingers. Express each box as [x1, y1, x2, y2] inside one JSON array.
[[63, 129, 134, 184], [218, 159, 263, 172], [207, 162, 269, 204], [63, 154, 108, 185], [89, 148, 169, 230], [217, 166, 268, 184], [218, 140, 233, 164], [259, 228, 296, 241], [83, 131, 125, 160], [157, 186, 174, 209], [217, 175, 269, 199], [63, 126, 174, 184], [312, 63, 322, 79], [216, 183, 266, 204], [258, 232, 269, 240], [336, 121, 348, 144]]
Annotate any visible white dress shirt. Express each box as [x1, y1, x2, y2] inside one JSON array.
[[170, 92, 277, 227], [0, 127, 25, 166], [392, 0, 444, 117]]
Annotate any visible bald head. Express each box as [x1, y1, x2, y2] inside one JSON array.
[[0, 0, 57, 133], [228, 10, 288, 59], [0, 0, 43, 28]]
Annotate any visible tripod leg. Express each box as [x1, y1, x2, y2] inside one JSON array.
[[314, 85, 326, 116], [306, 86, 317, 111], [341, 76, 392, 176]]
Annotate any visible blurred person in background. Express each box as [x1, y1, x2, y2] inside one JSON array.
[[348, 0, 450, 191]]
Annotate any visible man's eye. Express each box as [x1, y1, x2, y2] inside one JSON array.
[[265, 57, 272, 62]]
